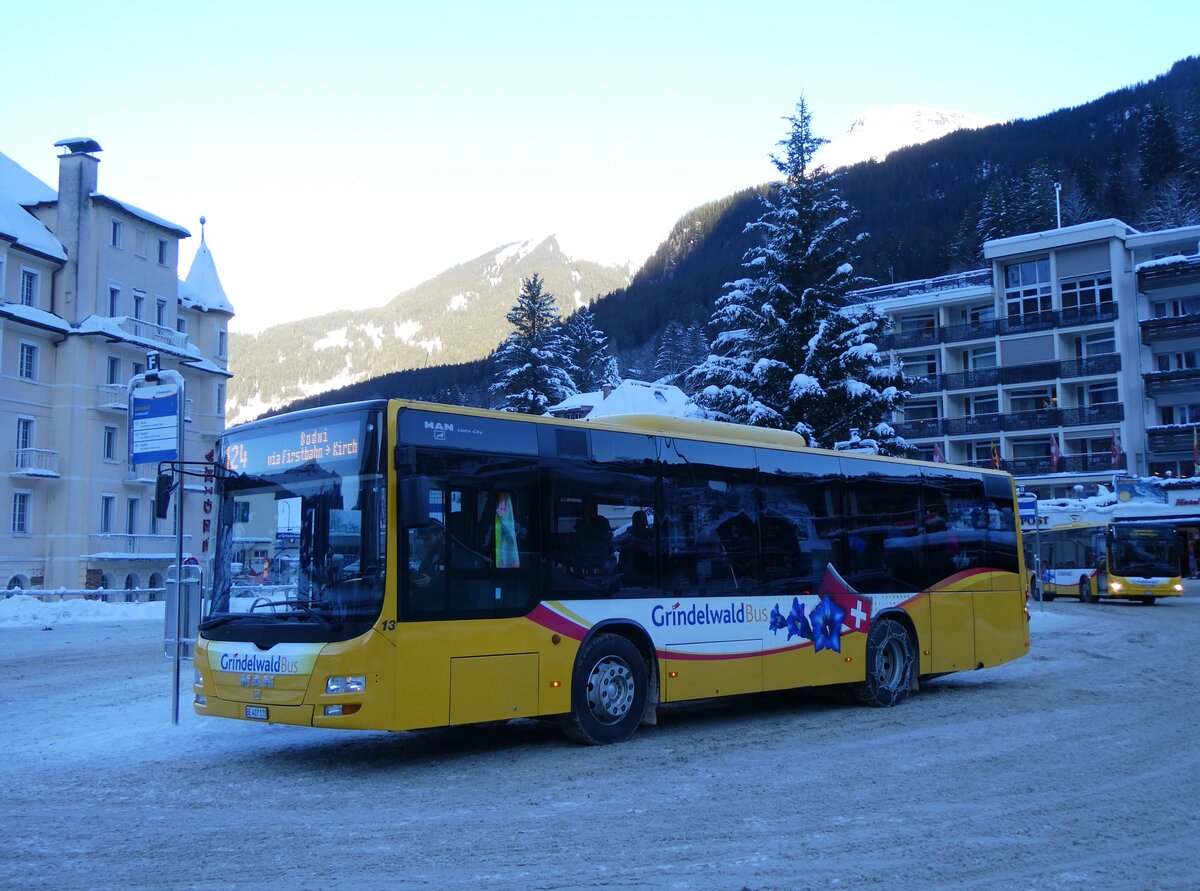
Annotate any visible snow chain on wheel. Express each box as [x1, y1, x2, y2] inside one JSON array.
[[563, 633, 648, 745], [852, 617, 915, 708]]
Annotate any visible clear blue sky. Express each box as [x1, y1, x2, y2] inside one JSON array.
[[3, 0, 1195, 332]]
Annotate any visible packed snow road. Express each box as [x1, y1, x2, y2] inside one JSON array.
[[2, 590, 1198, 890]]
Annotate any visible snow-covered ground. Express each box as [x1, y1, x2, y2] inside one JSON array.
[[1, 587, 1198, 890]]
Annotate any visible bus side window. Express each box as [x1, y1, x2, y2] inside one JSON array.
[[841, 457, 922, 594], [983, 474, 1020, 576], [755, 450, 843, 595]]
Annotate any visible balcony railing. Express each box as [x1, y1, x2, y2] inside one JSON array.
[[911, 404, 1124, 439], [880, 305, 1120, 351], [1146, 424, 1200, 454], [11, 448, 60, 478], [118, 317, 189, 351], [930, 354, 1121, 393], [1140, 314, 1200, 344], [1144, 368, 1200, 398], [960, 453, 1126, 474], [87, 533, 192, 558], [94, 383, 129, 411]]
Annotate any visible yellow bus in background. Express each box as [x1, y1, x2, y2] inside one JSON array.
[[194, 400, 1030, 744]]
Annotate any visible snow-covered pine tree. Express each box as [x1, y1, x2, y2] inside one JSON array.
[[563, 306, 619, 392], [685, 97, 913, 455], [653, 320, 689, 382], [490, 273, 577, 414]]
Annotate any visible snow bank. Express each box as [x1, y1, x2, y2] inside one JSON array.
[[0, 594, 165, 627]]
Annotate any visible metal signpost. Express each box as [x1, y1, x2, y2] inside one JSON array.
[[130, 352, 187, 725]]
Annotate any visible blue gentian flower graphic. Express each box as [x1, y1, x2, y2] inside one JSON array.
[[769, 603, 787, 634], [786, 596, 814, 642], [810, 594, 846, 653]]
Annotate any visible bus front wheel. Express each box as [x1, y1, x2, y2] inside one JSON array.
[[852, 618, 915, 708], [1078, 578, 1094, 603], [1141, 596, 1157, 606], [564, 633, 648, 745]]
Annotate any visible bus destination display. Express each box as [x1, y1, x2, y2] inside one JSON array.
[[224, 419, 363, 475]]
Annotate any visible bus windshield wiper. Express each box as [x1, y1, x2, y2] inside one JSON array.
[[248, 598, 333, 630]]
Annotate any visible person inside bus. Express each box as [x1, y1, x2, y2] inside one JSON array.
[[410, 520, 446, 596], [621, 510, 655, 584]]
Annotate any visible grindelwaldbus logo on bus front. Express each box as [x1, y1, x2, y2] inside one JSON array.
[[218, 652, 303, 674], [650, 601, 773, 628]]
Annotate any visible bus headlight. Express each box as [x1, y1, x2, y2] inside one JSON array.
[[1174, 584, 1184, 593], [194, 668, 204, 688], [1109, 581, 1122, 593], [326, 675, 366, 694]]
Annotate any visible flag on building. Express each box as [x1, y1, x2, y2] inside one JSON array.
[[991, 442, 1001, 470], [1194, 424, 1198, 472], [932, 442, 946, 463], [1111, 430, 1122, 470], [1048, 433, 1061, 473]]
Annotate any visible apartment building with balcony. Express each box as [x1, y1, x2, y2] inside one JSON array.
[[2, 139, 233, 593], [853, 219, 1200, 501]]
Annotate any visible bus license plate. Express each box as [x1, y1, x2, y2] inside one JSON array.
[[245, 705, 268, 720]]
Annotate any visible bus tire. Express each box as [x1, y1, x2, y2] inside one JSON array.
[[852, 618, 915, 708], [563, 633, 647, 745], [1078, 578, 1092, 603], [1141, 596, 1156, 606]]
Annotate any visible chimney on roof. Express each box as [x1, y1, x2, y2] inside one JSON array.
[[54, 138, 102, 322], [602, 384, 613, 400]]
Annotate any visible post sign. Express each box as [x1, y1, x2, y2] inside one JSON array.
[[131, 383, 181, 464]]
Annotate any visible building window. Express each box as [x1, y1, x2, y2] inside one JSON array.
[[217, 329, 227, 359], [1004, 259, 1052, 319], [16, 416, 34, 452], [108, 285, 122, 316], [126, 498, 139, 535], [1010, 387, 1056, 414], [1060, 273, 1113, 312], [899, 311, 937, 332], [216, 382, 226, 413], [101, 495, 116, 535], [903, 398, 941, 421], [158, 238, 168, 265], [107, 356, 121, 386], [110, 219, 123, 248], [1160, 404, 1200, 424], [135, 228, 148, 258], [132, 361, 144, 378], [20, 268, 39, 307], [1086, 381, 1118, 405], [1152, 296, 1200, 318], [156, 298, 167, 326], [133, 291, 146, 321], [1079, 331, 1116, 357], [965, 392, 999, 415], [176, 316, 187, 335], [103, 426, 118, 461], [958, 303, 995, 324], [902, 352, 937, 377], [18, 343, 38, 380], [12, 492, 31, 535], [1156, 350, 1199, 372], [963, 345, 997, 370]]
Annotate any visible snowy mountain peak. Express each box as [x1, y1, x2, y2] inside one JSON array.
[[815, 105, 1001, 170]]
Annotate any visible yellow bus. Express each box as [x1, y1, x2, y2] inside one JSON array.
[[1027, 518, 1183, 604], [194, 400, 1030, 744], [1105, 522, 1184, 605]]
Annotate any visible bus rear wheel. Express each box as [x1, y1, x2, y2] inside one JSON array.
[[852, 618, 915, 708], [563, 633, 648, 745]]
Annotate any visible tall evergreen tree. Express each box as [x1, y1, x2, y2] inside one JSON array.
[[1138, 100, 1183, 190], [563, 306, 619, 392], [685, 98, 912, 454], [490, 274, 576, 414]]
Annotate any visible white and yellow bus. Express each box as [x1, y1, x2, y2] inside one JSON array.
[[194, 400, 1030, 744], [1027, 517, 1183, 605]]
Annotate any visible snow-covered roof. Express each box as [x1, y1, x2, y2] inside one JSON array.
[[179, 227, 235, 315], [0, 301, 71, 333], [93, 193, 190, 238], [0, 150, 57, 205], [0, 192, 67, 261], [547, 379, 690, 419]]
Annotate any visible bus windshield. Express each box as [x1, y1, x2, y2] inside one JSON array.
[[1108, 526, 1178, 578], [205, 408, 386, 640]]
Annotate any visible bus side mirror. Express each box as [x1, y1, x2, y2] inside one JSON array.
[[399, 475, 431, 528], [154, 473, 173, 519]]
